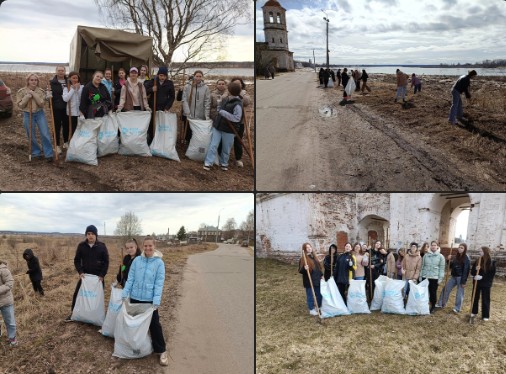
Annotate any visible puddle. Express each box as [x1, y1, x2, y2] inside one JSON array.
[[319, 106, 337, 118]]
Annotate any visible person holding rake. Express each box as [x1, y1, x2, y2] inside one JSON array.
[[470, 246, 496, 321], [16, 73, 54, 162], [298, 243, 323, 316]]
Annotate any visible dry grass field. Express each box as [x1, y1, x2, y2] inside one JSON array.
[[256, 258, 506, 374], [0, 234, 217, 373]]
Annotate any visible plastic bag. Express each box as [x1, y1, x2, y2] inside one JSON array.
[[347, 280, 371, 314], [65, 118, 101, 166], [320, 277, 350, 317], [71, 274, 105, 326], [405, 279, 430, 315], [97, 114, 119, 157], [117, 111, 152, 157], [345, 79, 356, 96], [112, 300, 155, 359], [150, 111, 180, 162], [381, 279, 406, 314], [101, 285, 123, 337], [370, 275, 389, 311], [327, 79, 334, 88], [185, 118, 213, 161]]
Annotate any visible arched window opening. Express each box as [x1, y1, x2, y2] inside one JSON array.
[[269, 12, 274, 23], [277, 13, 281, 24]]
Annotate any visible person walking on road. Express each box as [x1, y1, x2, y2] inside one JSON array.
[[448, 69, 477, 125]]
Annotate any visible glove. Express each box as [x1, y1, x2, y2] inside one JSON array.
[[474, 275, 483, 281], [79, 115, 85, 120], [348, 260, 353, 267], [146, 107, 152, 113], [46, 90, 52, 98]]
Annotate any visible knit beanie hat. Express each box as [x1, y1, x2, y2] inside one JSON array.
[[158, 66, 168, 76], [85, 225, 98, 236]]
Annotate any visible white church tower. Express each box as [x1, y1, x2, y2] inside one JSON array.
[[256, 0, 294, 72]]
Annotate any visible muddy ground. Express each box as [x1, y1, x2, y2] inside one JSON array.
[[335, 73, 506, 190], [0, 72, 254, 191]]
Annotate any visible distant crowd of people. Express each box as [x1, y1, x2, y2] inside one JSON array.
[[15, 66, 250, 170]]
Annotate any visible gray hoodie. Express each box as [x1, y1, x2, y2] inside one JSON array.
[[182, 80, 211, 120]]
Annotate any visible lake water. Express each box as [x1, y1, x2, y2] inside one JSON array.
[[326, 66, 506, 77], [0, 64, 254, 77]]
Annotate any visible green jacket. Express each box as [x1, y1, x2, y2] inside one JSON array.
[[421, 250, 445, 281]]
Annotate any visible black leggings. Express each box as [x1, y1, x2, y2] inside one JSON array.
[[472, 284, 491, 319], [52, 108, 68, 145], [31, 280, 44, 295], [131, 298, 166, 353]]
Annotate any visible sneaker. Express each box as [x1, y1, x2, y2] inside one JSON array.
[[453, 308, 459, 313], [236, 160, 244, 168], [220, 165, 228, 171], [64, 314, 73, 322], [9, 338, 18, 347], [160, 351, 169, 366], [309, 309, 318, 316], [470, 313, 476, 318], [483, 318, 489, 321], [57, 146, 62, 154], [435, 304, 442, 308], [63, 142, 69, 149], [203, 165, 211, 171]]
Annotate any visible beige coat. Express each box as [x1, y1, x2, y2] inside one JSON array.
[[402, 252, 422, 280], [16, 87, 46, 113], [0, 262, 14, 307], [386, 252, 396, 278]]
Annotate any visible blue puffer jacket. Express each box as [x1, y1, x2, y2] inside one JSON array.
[[122, 250, 165, 306]]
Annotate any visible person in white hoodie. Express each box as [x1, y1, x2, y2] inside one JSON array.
[[122, 236, 168, 366], [62, 71, 83, 147], [420, 241, 445, 313]]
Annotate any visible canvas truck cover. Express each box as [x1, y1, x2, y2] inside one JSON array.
[[70, 25, 153, 83]]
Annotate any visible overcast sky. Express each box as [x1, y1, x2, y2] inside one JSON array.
[[256, 0, 506, 65], [0, 193, 253, 235], [0, 0, 253, 63]]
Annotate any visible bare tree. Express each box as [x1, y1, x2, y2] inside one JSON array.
[[114, 211, 143, 238], [240, 210, 253, 243], [94, 0, 251, 72]]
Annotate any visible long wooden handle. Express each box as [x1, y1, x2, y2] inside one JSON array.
[[29, 98, 32, 161], [469, 256, 482, 314], [49, 96, 59, 162]]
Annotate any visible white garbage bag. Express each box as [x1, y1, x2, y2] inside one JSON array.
[[405, 279, 430, 315], [101, 285, 123, 337], [117, 111, 152, 157], [381, 279, 406, 314], [112, 300, 155, 359], [185, 118, 213, 161], [98, 114, 119, 157], [320, 277, 350, 317], [66, 118, 101, 166], [347, 280, 371, 314], [71, 274, 105, 326], [370, 275, 389, 311], [328, 79, 334, 88], [150, 111, 180, 162], [345, 79, 356, 96]]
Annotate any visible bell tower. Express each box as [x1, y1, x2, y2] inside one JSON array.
[[262, 1, 289, 51]]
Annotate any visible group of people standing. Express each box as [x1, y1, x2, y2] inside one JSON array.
[[299, 240, 496, 320], [15, 65, 250, 169], [0, 226, 169, 366]]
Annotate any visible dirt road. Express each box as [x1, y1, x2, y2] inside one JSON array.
[[256, 70, 503, 191], [168, 244, 254, 374]]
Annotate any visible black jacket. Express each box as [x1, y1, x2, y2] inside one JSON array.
[[333, 252, 355, 285], [299, 255, 323, 289], [50, 75, 68, 110], [80, 82, 112, 119], [145, 78, 175, 111], [450, 254, 470, 284], [116, 254, 139, 288], [341, 72, 350, 87], [74, 239, 109, 278], [323, 253, 337, 281], [365, 249, 385, 280], [453, 75, 472, 98], [23, 248, 42, 282], [471, 259, 496, 288]]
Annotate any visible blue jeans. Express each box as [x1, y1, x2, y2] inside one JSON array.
[[305, 287, 322, 310], [204, 127, 235, 167], [23, 110, 54, 158], [395, 86, 406, 101], [448, 89, 463, 123], [354, 276, 365, 280], [437, 276, 465, 311], [0, 304, 16, 340]]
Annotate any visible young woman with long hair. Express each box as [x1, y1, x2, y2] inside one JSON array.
[[323, 244, 338, 281], [298, 243, 323, 316], [436, 243, 470, 312], [471, 246, 496, 321], [333, 243, 357, 304], [353, 243, 366, 280]]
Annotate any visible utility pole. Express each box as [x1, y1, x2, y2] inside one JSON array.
[[104, 222, 106, 236], [323, 13, 330, 69]]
